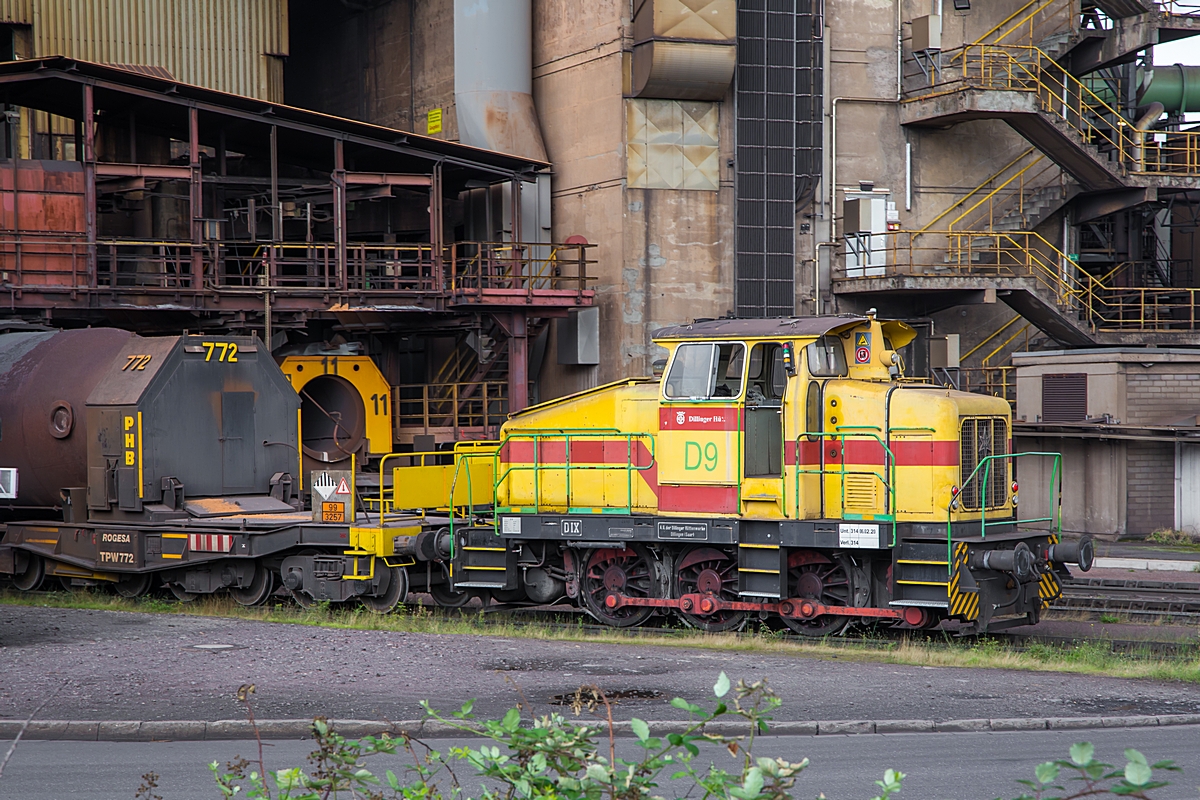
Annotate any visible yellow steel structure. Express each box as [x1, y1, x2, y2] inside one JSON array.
[[281, 355, 392, 457]]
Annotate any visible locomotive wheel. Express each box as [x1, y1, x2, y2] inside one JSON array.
[[361, 564, 408, 613], [169, 583, 198, 603], [780, 551, 853, 637], [675, 547, 746, 633], [428, 581, 472, 608], [491, 586, 527, 605], [231, 565, 276, 607], [113, 573, 152, 599], [579, 545, 658, 628], [12, 554, 45, 592]]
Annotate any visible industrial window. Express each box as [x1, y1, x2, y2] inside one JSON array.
[[1042, 373, 1088, 422], [805, 336, 847, 377], [627, 99, 720, 191], [664, 343, 745, 400], [734, 0, 823, 318]]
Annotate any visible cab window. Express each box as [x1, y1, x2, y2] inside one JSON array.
[[664, 342, 745, 400], [806, 335, 848, 377], [745, 343, 787, 406]]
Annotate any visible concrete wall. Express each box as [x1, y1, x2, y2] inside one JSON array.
[[286, 0, 457, 140], [1016, 435, 1125, 538], [534, 0, 735, 397], [1014, 348, 1200, 538]]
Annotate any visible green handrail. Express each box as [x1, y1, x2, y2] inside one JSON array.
[[792, 426, 899, 545], [945, 450, 1063, 571], [490, 429, 657, 520]]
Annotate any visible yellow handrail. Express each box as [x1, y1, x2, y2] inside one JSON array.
[[916, 148, 1037, 234], [961, 314, 1022, 361], [911, 44, 1200, 178], [947, 155, 1051, 231]]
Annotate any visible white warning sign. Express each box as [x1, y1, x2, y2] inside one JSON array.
[[311, 470, 353, 524]]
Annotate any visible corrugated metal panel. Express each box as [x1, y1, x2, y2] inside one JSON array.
[[0, 0, 287, 101]]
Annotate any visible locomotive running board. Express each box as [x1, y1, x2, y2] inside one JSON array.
[[604, 592, 918, 623]]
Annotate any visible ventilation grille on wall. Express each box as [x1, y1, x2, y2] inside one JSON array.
[[734, 0, 823, 318], [1042, 373, 1088, 423]]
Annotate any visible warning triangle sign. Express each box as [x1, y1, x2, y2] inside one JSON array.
[[336, 477, 350, 495], [855, 332, 869, 347]]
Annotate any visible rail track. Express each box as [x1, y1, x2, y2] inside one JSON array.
[[1057, 576, 1200, 619]]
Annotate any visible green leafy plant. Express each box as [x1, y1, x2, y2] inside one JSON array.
[[147, 675, 1180, 800], [1010, 741, 1180, 800]]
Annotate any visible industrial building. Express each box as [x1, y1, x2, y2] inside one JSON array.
[[1, 1, 1199, 472]]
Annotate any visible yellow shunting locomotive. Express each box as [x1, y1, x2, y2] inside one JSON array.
[[392, 314, 1093, 634]]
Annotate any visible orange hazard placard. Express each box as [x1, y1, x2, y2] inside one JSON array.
[[321, 501, 345, 523]]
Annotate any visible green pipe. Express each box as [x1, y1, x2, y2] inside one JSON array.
[[1138, 64, 1200, 114]]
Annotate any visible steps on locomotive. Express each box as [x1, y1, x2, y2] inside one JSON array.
[[890, 540, 951, 609], [451, 526, 518, 591], [737, 541, 786, 598]]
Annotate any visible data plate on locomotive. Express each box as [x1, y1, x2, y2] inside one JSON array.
[[656, 521, 708, 541], [838, 523, 881, 548]]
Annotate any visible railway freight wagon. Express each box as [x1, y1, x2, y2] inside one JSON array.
[[392, 315, 1093, 633], [0, 328, 415, 610]]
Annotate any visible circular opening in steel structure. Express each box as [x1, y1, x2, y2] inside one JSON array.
[[299, 374, 366, 463], [49, 401, 74, 439]]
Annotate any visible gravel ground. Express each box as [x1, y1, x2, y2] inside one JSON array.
[[2, 605, 1200, 725]]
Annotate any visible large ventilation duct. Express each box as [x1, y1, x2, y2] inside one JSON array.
[[1138, 64, 1200, 115], [453, 0, 547, 162], [631, 0, 736, 100]]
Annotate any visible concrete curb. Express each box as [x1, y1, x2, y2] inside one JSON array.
[[2, 714, 1200, 742]]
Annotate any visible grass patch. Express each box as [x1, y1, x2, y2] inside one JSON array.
[[3, 589, 1199, 684], [1146, 528, 1200, 551]]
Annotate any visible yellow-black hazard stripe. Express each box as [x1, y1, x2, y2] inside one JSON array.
[[947, 541, 979, 620], [1038, 533, 1062, 608]]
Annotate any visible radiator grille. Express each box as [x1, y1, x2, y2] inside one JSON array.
[[959, 417, 1008, 510], [844, 473, 878, 511]]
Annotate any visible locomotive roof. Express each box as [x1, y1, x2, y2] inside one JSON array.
[[651, 316, 868, 341]]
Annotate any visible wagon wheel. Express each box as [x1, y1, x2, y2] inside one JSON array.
[[674, 547, 746, 633], [169, 582, 198, 603], [361, 564, 408, 613], [780, 551, 853, 637], [12, 554, 45, 592], [231, 564, 276, 607], [578, 545, 658, 628], [113, 573, 152, 599]]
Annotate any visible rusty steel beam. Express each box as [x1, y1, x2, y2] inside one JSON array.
[[189, 106, 203, 288], [333, 139, 347, 292], [345, 172, 432, 186], [507, 312, 528, 412], [82, 84, 96, 289], [95, 163, 192, 179]]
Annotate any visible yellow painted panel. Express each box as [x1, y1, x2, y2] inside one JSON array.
[[282, 355, 393, 456], [393, 460, 494, 510]]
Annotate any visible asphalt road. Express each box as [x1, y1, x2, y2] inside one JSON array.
[[3, 606, 1200, 724], [2, 725, 1199, 799]]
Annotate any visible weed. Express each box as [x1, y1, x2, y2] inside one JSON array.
[[1099, 613, 1121, 624], [3, 589, 1200, 684], [1147, 528, 1200, 550]]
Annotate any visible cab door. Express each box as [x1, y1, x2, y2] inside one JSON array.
[[658, 341, 744, 516]]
